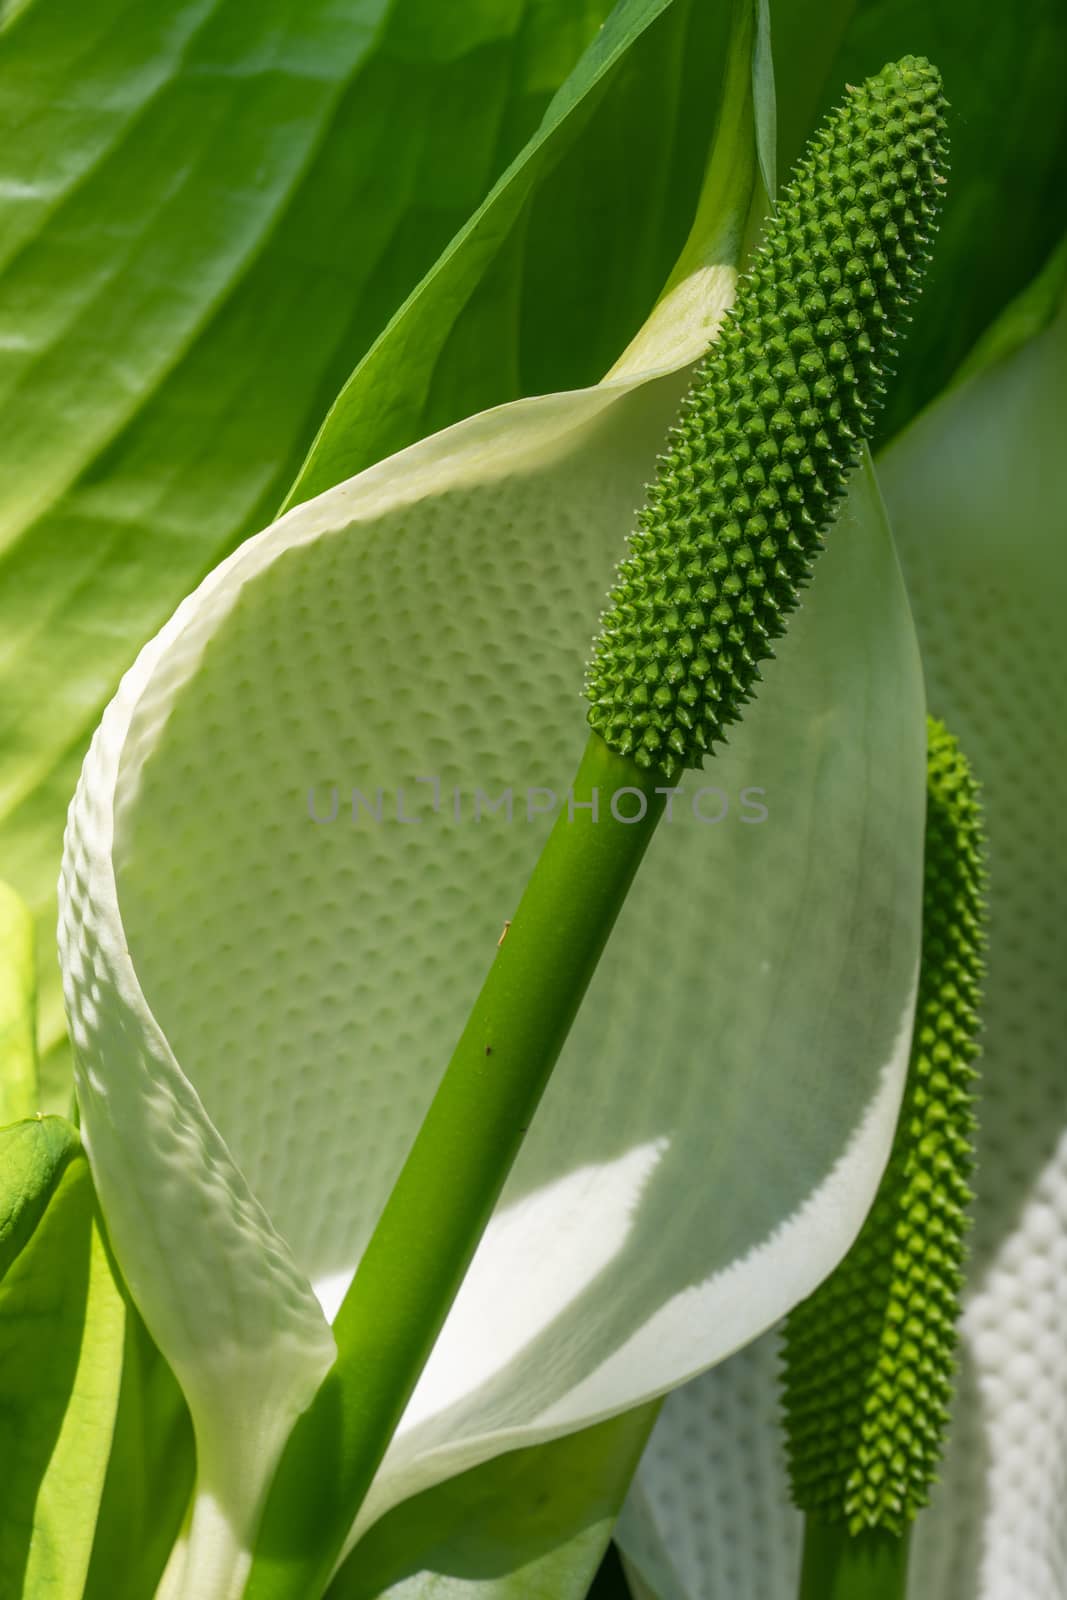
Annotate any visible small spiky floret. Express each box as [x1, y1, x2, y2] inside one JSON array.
[[781, 718, 985, 1537], [586, 57, 948, 777]]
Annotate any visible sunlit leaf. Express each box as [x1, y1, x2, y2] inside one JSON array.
[[282, 0, 734, 508], [772, 0, 1067, 436], [0, 881, 37, 1121], [0, 1118, 125, 1600], [83, 1298, 196, 1600]]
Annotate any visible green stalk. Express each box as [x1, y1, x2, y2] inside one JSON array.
[[798, 1523, 911, 1600], [243, 734, 664, 1597]]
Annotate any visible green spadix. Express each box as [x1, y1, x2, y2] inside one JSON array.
[[783, 717, 986, 1600], [588, 57, 947, 775]]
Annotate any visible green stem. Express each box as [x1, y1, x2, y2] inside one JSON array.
[[798, 1521, 911, 1600], [243, 732, 666, 1599]]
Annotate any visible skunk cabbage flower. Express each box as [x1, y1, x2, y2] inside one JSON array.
[[56, 26, 928, 1600]]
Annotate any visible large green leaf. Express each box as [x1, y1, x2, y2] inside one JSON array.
[[766, 0, 855, 178], [0, 0, 629, 1110], [614, 238, 1067, 1600], [0, 1113, 79, 1273], [0, 880, 37, 1121], [282, 0, 735, 507], [0, 1117, 125, 1600], [83, 1297, 197, 1600], [771, 0, 1067, 438]]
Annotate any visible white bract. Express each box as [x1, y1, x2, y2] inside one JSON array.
[[56, 43, 926, 1600]]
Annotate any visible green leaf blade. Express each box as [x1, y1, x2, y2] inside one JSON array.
[[0, 881, 38, 1122], [83, 1300, 196, 1600], [0, 1122, 125, 1600], [772, 0, 1067, 438], [281, 0, 738, 510], [0, 1114, 79, 1274]]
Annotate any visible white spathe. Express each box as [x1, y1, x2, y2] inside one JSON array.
[[57, 102, 926, 1600]]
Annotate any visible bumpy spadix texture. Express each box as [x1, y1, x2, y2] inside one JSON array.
[[586, 57, 947, 775], [781, 718, 985, 1536]]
